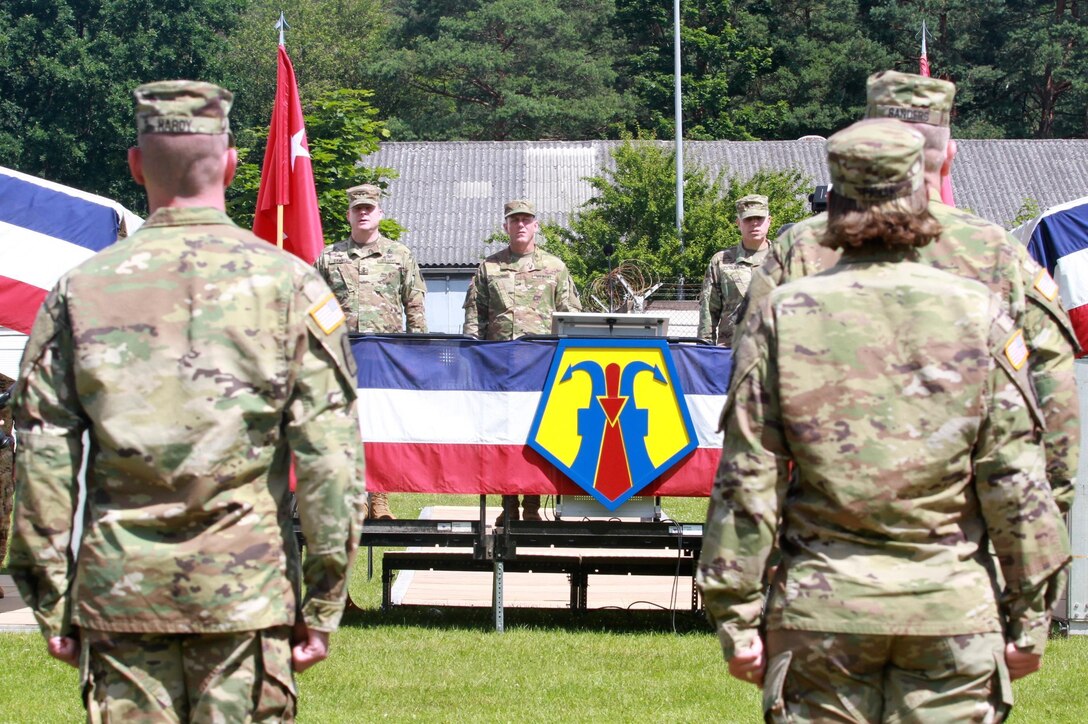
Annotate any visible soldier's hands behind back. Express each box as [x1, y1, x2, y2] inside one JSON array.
[[47, 635, 79, 668], [1005, 641, 1042, 680], [291, 621, 330, 673], [729, 635, 766, 687]]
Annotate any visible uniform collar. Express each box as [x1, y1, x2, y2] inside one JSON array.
[[348, 235, 388, 258], [142, 207, 236, 228]]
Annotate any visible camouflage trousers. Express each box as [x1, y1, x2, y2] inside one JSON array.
[[763, 629, 1011, 723], [81, 626, 296, 723]]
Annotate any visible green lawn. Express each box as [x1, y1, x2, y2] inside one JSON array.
[[2, 495, 1087, 722]]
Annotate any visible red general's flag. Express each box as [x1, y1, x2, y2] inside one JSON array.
[[252, 45, 324, 264]]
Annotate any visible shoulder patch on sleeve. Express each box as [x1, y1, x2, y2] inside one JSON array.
[[309, 293, 345, 335], [1033, 268, 1059, 302], [1004, 329, 1029, 370]]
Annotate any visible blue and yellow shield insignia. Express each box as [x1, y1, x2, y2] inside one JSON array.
[[527, 339, 698, 510]]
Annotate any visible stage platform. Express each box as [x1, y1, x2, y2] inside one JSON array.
[[0, 575, 36, 632], [385, 506, 701, 613]]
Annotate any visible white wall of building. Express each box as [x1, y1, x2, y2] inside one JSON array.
[[424, 272, 473, 335]]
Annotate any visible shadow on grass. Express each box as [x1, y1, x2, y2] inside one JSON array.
[[341, 603, 714, 634]]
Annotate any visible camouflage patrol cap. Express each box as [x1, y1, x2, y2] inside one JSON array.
[[735, 194, 769, 219], [826, 120, 925, 207], [865, 70, 956, 127], [504, 199, 536, 218], [134, 80, 232, 135], [347, 184, 382, 209]]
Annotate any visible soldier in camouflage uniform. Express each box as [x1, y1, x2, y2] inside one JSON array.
[[8, 81, 366, 722], [697, 194, 772, 347], [698, 120, 1069, 722], [744, 71, 1080, 513], [314, 183, 427, 520], [463, 199, 581, 524]]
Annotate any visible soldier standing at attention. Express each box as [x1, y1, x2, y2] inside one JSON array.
[[698, 120, 1069, 722], [697, 194, 773, 347], [8, 81, 366, 721], [463, 199, 581, 525], [315, 183, 427, 521], [744, 71, 1079, 513]]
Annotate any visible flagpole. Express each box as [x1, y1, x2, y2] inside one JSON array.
[[275, 12, 289, 249]]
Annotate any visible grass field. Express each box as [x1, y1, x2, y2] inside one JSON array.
[[2, 495, 1087, 722]]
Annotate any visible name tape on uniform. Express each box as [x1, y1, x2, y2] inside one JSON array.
[[309, 293, 345, 334], [1034, 269, 1059, 302], [1004, 329, 1029, 370]]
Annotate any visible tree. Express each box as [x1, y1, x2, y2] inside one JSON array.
[[991, 1, 1088, 137], [0, 0, 242, 211], [220, 0, 391, 132], [863, 0, 1088, 138], [613, 0, 785, 140], [228, 89, 401, 243], [541, 141, 810, 292], [750, 0, 895, 139], [383, 0, 632, 140]]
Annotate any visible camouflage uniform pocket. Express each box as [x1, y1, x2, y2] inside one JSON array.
[[724, 268, 752, 304], [492, 276, 516, 311], [333, 263, 359, 296], [256, 627, 297, 722], [762, 649, 794, 724]]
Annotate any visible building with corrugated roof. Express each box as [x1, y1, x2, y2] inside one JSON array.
[[365, 139, 1088, 333]]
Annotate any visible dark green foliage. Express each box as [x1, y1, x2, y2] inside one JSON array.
[[0, 0, 243, 211], [382, 0, 632, 140], [4, 0, 1087, 219], [221, 0, 391, 132]]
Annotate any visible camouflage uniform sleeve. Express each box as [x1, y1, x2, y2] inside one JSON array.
[[9, 283, 86, 639], [313, 248, 327, 280], [288, 277, 368, 632], [697, 298, 788, 660], [402, 251, 428, 333], [462, 265, 486, 338], [1020, 259, 1080, 513], [977, 309, 1071, 653], [744, 237, 787, 315], [556, 265, 582, 312], [697, 258, 721, 343]]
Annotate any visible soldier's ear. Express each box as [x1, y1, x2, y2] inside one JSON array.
[[223, 147, 238, 187], [127, 147, 145, 187]]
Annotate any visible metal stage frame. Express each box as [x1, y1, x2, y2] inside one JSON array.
[[355, 495, 704, 632]]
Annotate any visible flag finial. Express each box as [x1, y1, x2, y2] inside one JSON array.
[[919, 20, 930, 77], [275, 12, 289, 47]]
